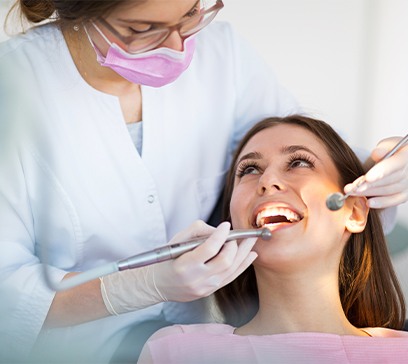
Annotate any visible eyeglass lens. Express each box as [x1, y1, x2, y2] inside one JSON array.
[[103, 0, 223, 54]]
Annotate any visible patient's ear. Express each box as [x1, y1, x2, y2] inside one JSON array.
[[345, 196, 369, 233]]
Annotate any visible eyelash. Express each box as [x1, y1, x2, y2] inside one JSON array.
[[235, 153, 316, 178], [287, 152, 316, 170], [186, 6, 200, 18], [130, 3, 200, 33], [129, 26, 152, 34], [236, 161, 262, 178]]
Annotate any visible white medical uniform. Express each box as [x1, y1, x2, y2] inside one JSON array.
[[0, 21, 298, 362]]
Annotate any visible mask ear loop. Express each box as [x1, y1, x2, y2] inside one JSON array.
[[83, 22, 112, 63], [89, 20, 114, 47], [83, 23, 97, 47]]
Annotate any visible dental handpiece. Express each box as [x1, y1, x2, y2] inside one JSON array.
[[326, 133, 408, 211], [45, 228, 272, 291], [117, 228, 272, 271]]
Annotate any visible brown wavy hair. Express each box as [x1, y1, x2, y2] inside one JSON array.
[[215, 115, 406, 330], [5, 0, 145, 32]]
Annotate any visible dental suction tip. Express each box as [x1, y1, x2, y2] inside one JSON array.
[[260, 228, 272, 240], [326, 192, 345, 211]]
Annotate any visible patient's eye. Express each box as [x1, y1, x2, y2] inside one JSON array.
[[287, 153, 315, 170], [236, 161, 262, 178]]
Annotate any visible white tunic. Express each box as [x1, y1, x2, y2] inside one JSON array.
[[0, 22, 298, 362]]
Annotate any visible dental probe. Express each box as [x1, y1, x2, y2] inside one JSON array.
[[45, 228, 272, 291], [326, 133, 408, 211], [117, 228, 272, 271]]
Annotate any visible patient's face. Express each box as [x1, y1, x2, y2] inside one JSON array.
[[230, 124, 352, 271]]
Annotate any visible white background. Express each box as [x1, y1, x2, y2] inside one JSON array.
[[1, 0, 408, 300]]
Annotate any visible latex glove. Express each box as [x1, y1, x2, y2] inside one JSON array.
[[344, 136, 408, 209], [100, 221, 258, 315]]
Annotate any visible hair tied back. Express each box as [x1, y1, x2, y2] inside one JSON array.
[[20, 0, 55, 23]]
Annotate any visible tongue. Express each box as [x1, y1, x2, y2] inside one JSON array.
[[264, 215, 290, 224]]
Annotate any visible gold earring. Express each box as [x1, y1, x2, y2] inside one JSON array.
[[73, 25, 80, 32]]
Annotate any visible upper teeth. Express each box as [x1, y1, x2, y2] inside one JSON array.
[[256, 207, 301, 228]]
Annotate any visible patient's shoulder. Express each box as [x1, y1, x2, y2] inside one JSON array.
[[148, 323, 235, 340], [363, 327, 408, 338], [139, 323, 236, 363]]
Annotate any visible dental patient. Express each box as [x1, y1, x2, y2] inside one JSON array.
[[138, 115, 408, 363]]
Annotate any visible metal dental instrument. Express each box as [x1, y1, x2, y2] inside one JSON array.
[[44, 228, 272, 291], [326, 133, 408, 211], [117, 228, 272, 271]]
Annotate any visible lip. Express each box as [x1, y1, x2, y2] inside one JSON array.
[[251, 201, 304, 232]]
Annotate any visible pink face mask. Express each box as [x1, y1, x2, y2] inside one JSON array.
[[85, 24, 196, 87]]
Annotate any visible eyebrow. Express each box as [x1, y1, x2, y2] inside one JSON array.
[[235, 151, 263, 168], [235, 145, 320, 168], [117, 0, 200, 25], [280, 145, 320, 160]]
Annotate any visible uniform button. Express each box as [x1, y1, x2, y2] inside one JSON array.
[[147, 195, 155, 203]]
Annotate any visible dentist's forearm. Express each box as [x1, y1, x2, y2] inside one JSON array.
[[43, 272, 109, 328]]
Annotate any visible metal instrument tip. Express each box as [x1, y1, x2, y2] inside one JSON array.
[[326, 192, 345, 211], [260, 228, 272, 240]]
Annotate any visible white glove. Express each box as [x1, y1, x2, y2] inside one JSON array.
[[100, 221, 258, 315], [345, 136, 408, 209]]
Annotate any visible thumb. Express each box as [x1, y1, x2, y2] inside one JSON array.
[[371, 137, 402, 162], [169, 220, 219, 244]]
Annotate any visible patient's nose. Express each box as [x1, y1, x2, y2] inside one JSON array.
[[257, 170, 285, 195]]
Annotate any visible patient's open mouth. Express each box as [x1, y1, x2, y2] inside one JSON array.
[[255, 207, 303, 228]]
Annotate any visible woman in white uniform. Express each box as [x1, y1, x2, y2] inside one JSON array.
[[0, 0, 407, 363]]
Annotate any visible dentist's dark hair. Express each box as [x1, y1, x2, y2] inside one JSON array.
[[215, 114, 405, 330], [6, 0, 145, 31]]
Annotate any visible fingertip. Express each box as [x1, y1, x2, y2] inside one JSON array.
[[344, 183, 360, 195], [367, 198, 379, 209], [217, 221, 231, 230], [364, 167, 383, 183], [192, 219, 206, 229], [248, 251, 258, 263], [344, 176, 368, 195], [190, 220, 216, 237], [214, 221, 232, 237], [343, 183, 352, 193]]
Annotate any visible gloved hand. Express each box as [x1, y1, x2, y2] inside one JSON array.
[[344, 136, 408, 209], [100, 221, 258, 315]]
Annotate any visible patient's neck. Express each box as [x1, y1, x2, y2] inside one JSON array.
[[235, 268, 361, 337]]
